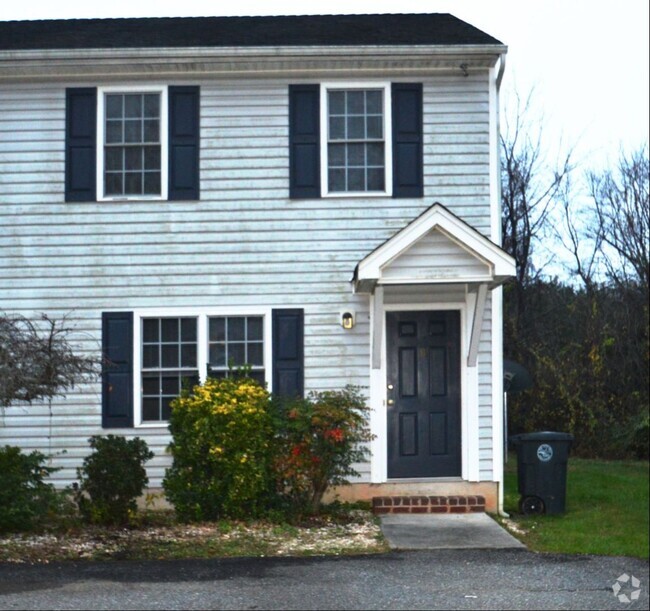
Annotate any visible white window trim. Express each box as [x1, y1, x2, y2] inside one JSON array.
[[96, 85, 169, 202], [132, 307, 273, 428], [319, 81, 393, 198]]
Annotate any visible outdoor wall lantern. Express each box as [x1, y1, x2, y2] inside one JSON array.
[[341, 311, 355, 330]]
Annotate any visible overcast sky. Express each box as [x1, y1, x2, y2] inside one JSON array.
[[1, 0, 648, 170]]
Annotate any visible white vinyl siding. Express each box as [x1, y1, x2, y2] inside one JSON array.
[[0, 73, 494, 486], [381, 228, 490, 282]]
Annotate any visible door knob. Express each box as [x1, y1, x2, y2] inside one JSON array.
[[387, 384, 394, 390], [387, 399, 394, 405]]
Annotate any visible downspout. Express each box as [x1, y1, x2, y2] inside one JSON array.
[[495, 51, 509, 518]]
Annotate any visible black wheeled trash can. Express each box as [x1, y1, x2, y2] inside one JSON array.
[[509, 431, 574, 515]]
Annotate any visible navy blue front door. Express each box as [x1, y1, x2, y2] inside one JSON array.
[[386, 310, 461, 478]]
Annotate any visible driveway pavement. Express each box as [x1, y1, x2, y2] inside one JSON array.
[[1, 549, 648, 610]]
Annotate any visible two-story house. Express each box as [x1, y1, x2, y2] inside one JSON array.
[[0, 14, 515, 513]]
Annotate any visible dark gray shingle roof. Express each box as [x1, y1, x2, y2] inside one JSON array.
[[0, 14, 503, 51]]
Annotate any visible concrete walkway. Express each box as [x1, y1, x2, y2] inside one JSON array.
[[379, 513, 526, 550]]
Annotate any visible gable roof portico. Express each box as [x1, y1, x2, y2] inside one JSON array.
[[353, 203, 515, 294]]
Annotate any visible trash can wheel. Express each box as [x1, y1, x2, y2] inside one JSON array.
[[519, 496, 545, 515]]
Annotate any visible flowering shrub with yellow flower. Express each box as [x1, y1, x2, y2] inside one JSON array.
[[163, 376, 273, 521]]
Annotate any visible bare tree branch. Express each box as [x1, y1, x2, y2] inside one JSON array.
[[0, 313, 99, 408]]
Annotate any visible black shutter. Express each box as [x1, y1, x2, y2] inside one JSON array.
[[289, 85, 320, 199], [272, 309, 304, 398], [65, 88, 96, 202], [392, 83, 423, 198], [168, 86, 200, 201], [102, 312, 134, 428]]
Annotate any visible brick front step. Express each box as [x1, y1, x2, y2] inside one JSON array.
[[372, 495, 486, 514]]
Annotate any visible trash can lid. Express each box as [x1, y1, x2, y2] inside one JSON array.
[[509, 431, 574, 443]]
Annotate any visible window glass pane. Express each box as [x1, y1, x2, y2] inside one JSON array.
[[161, 398, 173, 421], [144, 147, 160, 170], [347, 143, 365, 166], [161, 318, 179, 342], [161, 375, 179, 395], [105, 121, 123, 144], [367, 142, 384, 166], [328, 143, 345, 167], [106, 95, 123, 119], [144, 94, 160, 118], [142, 397, 160, 421], [367, 168, 385, 191], [143, 319, 159, 342], [348, 168, 365, 191], [247, 317, 263, 341], [182, 373, 200, 392], [143, 172, 160, 195], [181, 344, 197, 368], [142, 375, 159, 395], [329, 91, 345, 114], [248, 342, 263, 366], [347, 116, 365, 139], [366, 90, 382, 114], [124, 172, 142, 195], [124, 120, 142, 143], [105, 148, 122, 171], [142, 345, 159, 368], [347, 90, 364, 114], [209, 343, 226, 367], [161, 344, 179, 368], [144, 172, 161, 195], [329, 116, 345, 140], [209, 317, 225, 342], [248, 370, 265, 385], [228, 318, 245, 341], [366, 116, 383, 139], [329, 168, 346, 191], [181, 318, 197, 341], [105, 173, 123, 195], [229, 342, 245, 366], [125, 94, 143, 118], [143, 120, 159, 143], [125, 148, 143, 171]]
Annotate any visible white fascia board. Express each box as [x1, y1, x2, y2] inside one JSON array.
[[0, 45, 506, 83], [355, 203, 516, 285]]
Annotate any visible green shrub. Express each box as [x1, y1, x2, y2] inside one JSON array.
[[163, 376, 273, 521], [0, 445, 62, 532], [76, 435, 154, 525], [272, 386, 374, 513]]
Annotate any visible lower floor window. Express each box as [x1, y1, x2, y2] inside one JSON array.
[[208, 316, 265, 384], [139, 313, 266, 423], [141, 317, 199, 422]]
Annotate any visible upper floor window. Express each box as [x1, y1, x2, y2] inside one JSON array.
[[104, 93, 162, 197], [320, 82, 392, 197], [97, 87, 168, 201], [66, 86, 199, 203], [289, 82, 421, 200]]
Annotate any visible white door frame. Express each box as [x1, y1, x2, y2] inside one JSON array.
[[369, 293, 481, 483]]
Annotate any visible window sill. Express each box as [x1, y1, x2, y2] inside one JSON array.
[[321, 191, 392, 199]]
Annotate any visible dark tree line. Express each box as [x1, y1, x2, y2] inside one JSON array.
[[501, 107, 648, 459]]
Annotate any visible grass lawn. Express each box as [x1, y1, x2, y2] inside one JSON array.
[[503, 454, 649, 558]]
